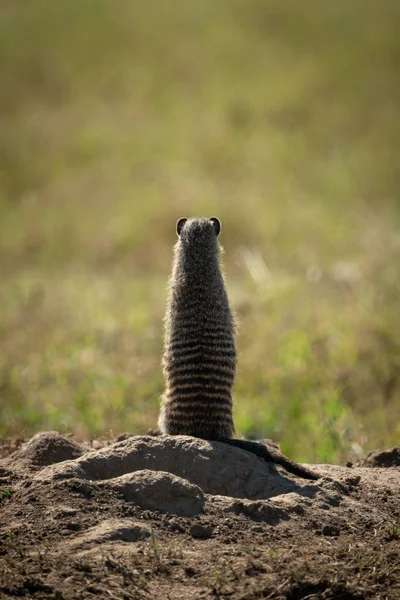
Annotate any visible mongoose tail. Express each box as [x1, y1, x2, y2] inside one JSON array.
[[217, 438, 319, 480]]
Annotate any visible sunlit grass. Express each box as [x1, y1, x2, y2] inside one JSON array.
[[1, 0, 399, 462]]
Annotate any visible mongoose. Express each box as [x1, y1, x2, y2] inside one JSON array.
[[158, 217, 318, 481]]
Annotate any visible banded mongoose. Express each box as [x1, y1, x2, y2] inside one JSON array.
[[158, 217, 318, 480]]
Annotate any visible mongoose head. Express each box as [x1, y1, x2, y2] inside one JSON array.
[[176, 217, 221, 239]]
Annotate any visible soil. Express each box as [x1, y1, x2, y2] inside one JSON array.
[[0, 432, 399, 600]]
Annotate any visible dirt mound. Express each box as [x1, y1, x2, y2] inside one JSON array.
[[98, 470, 206, 517], [3, 431, 86, 470], [31, 433, 321, 499], [0, 432, 399, 599]]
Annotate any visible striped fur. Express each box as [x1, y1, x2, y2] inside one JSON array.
[[158, 217, 319, 480], [158, 217, 236, 439]]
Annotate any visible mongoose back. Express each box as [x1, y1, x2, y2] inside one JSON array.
[[159, 216, 235, 439], [159, 217, 318, 480]]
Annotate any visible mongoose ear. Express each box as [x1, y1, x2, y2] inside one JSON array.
[[176, 218, 188, 236], [210, 217, 221, 236]]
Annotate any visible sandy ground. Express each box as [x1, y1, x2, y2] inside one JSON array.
[[0, 432, 399, 599]]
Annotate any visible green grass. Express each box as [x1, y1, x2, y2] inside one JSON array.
[[0, 488, 13, 502], [1, 0, 400, 463]]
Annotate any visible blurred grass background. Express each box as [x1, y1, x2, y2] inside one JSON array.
[[1, 0, 399, 463]]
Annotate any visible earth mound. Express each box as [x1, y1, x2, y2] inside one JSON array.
[[0, 432, 399, 599]]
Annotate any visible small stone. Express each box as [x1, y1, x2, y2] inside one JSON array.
[[345, 476, 361, 487], [54, 506, 78, 519], [25, 495, 38, 503], [322, 524, 340, 537], [168, 517, 185, 532], [65, 521, 82, 531], [292, 504, 305, 515], [190, 523, 214, 539], [91, 440, 103, 450], [115, 433, 134, 442]]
